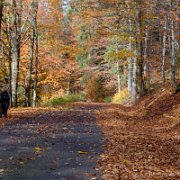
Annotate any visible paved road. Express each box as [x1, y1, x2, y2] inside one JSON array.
[[0, 105, 103, 180]]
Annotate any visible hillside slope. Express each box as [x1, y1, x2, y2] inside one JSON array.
[[97, 89, 180, 179]]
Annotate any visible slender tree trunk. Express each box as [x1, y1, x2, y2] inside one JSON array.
[[0, 0, 3, 31], [132, 57, 137, 103], [127, 19, 133, 95], [25, 1, 35, 107], [170, 0, 177, 89], [117, 61, 121, 93], [136, 0, 146, 96], [32, 0, 38, 107], [177, 1, 180, 47], [6, 12, 12, 101], [10, 0, 18, 107], [115, 31, 121, 93], [66, 75, 70, 95], [144, 30, 150, 93], [25, 27, 34, 107], [0, 0, 4, 76], [162, 15, 167, 85], [128, 53, 133, 93], [16, 0, 22, 106]]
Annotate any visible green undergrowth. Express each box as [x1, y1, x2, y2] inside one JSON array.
[[44, 93, 85, 106]]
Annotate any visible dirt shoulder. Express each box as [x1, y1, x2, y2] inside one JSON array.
[[97, 91, 180, 179]]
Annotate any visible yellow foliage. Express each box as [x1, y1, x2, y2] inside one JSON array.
[[107, 49, 135, 61], [112, 89, 130, 104]]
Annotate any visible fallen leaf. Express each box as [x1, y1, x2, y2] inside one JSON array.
[[0, 169, 5, 174], [34, 147, 43, 154], [77, 150, 89, 154]]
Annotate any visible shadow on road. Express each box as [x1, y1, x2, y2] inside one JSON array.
[[0, 105, 104, 180]]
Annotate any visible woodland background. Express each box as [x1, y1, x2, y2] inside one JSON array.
[[0, 0, 179, 107]]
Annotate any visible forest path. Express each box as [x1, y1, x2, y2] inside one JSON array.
[[0, 104, 105, 180]]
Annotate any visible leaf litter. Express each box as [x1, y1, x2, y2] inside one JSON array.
[[97, 90, 180, 179]]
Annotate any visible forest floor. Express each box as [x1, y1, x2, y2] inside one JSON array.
[[97, 89, 180, 179], [0, 89, 180, 180]]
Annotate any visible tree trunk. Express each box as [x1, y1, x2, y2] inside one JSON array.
[[127, 19, 133, 95], [170, 0, 177, 89], [66, 75, 71, 95], [25, 26, 34, 107], [32, 0, 38, 107], [16, 0, 22, 106], [144, 30, 150, 93], [0, 0, 4, 76], [136, 1, 146, 96], [6, 12, 12, 102], [128, 55, 133, 94], [161, 15, 167, 85], [117, 61, 121, 93], [132, 57, 137, 103], [10, 0, 18, 107], [0, 0, 3, 32], [25, 1, 35, 107]]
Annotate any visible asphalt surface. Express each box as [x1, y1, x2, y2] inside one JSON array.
[[0, 105, 103, 180]]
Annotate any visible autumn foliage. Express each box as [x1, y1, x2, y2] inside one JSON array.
[[0, 0, 179, 106]]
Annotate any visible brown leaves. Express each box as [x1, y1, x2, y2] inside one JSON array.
[[97, 98, 180, 179]]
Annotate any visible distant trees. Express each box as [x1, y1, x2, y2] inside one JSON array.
[[68, 0, 180, 102], [0, 0, 179, 106]]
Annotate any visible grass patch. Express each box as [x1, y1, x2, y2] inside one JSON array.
[[104, 97, 112, 103], [44, 93, 85, 106]]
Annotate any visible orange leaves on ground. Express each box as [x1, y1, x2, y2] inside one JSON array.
[[97, 90, 180, 179]]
